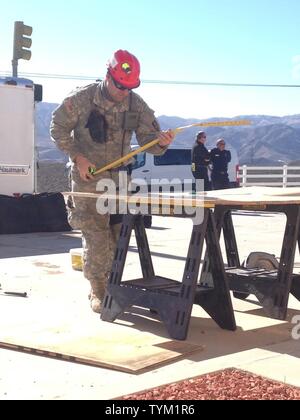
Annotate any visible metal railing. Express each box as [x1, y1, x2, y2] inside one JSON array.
[[239, 165, 300, 188]]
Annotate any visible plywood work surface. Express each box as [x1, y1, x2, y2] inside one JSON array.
[[64, 186, 300, 209]]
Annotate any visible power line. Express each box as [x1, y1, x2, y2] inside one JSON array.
[[1, 70, 300, 88], [145, 80, 300, 88], [0, 70, 96, 81]]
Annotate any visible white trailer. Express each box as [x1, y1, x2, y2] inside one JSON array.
[[0, 77, 36, 196]]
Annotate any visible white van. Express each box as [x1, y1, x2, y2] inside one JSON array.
[[131, 144, 239, 190]]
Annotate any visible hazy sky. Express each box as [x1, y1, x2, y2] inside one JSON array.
[[1, 0, 300, 119]]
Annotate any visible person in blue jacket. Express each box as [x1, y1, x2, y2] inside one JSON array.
[[210, 138, 231, 190]]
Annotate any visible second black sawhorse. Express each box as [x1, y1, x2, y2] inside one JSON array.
[[101, 209, 236, 340], [202, 204, 300, 320]]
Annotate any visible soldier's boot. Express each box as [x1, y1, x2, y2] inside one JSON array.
[[88, 282, 104, 314], [89, 291, 102, 313]]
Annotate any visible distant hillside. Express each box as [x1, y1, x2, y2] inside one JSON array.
[[35, 102, 68, 162], [36, 102, 300, 165]]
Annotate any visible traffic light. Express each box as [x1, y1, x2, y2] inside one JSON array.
[[12, 21, 33, 77], [13, 21, 32, 61]]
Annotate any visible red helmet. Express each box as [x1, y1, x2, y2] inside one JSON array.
[[107, 50, 141, 89]]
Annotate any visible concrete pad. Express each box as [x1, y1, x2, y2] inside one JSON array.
[[0, 231, 82, 259], [0, 214, 299, 399], [238, 353, 300, 388]]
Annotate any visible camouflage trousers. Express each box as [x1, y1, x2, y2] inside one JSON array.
[[81, 224, 121, 300], [68, 179, 122, 301]]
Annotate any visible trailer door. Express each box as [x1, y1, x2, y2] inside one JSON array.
[[0, 78, 35, 196]]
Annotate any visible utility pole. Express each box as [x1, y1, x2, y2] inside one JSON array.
[[12, 21, 33, 77]]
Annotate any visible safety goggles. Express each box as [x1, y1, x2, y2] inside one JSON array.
[[111, 77, 131, 91]]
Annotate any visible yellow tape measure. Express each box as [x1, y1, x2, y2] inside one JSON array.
[[89, 119, 251, 176]]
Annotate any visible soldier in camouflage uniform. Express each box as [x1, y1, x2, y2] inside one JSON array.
[[50, 50, 174, 313]]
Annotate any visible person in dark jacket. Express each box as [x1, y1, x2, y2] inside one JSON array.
[[210, 138, 231, 190], [191, 131, 210, 191]]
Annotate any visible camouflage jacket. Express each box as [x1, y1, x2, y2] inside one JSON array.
[[50, 81, 166, 186]]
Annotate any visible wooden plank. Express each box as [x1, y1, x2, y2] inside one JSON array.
[[63, 191, 215, 208], [0, 320, 203, 374], [63, 187, 300, 208]]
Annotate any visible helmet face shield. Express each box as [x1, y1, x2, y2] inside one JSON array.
[[107, 50, 141, 89]]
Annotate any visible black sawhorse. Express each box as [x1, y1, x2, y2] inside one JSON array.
[[201, 204, 300, 320], [101, 209, 236, 340]]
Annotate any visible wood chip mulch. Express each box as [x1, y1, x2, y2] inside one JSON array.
[[120, 369, 300, 400]]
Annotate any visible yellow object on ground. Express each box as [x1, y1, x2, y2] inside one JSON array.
[[70, 248, 83, 271]]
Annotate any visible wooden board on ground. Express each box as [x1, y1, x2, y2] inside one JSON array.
[[0, 302, 203, 374]]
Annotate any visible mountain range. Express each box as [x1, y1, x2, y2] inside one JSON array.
[[36, 102, 300, 165]]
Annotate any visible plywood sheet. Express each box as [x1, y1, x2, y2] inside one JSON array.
[[0, 314, 203, 374], [206, 186, 300, 204], [64, 187, 300, 209]]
